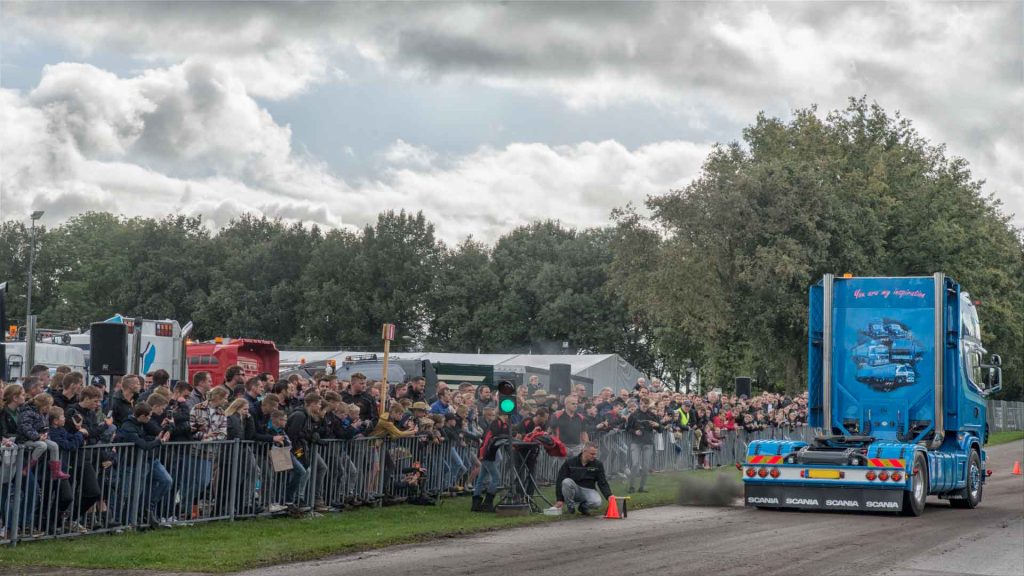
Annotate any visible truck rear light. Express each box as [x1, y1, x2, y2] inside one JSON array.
[[746, 468, 756, 478], [155, 322, 174, 337], [878, 471, 889, 481], [769, 468, 780, 478], [891, 472, 902, 482], [866, 471, 876, 481], [757, 468, 768, 478]]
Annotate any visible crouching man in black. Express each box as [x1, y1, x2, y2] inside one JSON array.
[[554, 441, 612, 516]]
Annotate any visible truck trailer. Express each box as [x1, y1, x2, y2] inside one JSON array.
[[743, 274, 1002, 515], [187, 338, 279, 386]]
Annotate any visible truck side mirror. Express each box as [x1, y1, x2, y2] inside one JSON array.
[[989, 353, 1001, 367], [981, 364, 1002, 396]]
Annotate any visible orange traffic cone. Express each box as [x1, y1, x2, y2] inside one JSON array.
[[1012, 461, 1021, 475], [604, 496, 621, 519]]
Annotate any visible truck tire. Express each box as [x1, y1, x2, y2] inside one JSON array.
[[950, 450, 982, 509], [902, 452, 927, 516]]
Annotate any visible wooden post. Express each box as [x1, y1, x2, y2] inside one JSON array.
[[379, 323, 396, 417], [380, 338, 390, 417]]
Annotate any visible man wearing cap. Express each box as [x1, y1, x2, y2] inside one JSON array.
[[410, 401, 430, 419]]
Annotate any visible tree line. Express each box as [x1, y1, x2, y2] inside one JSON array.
[[2, 99, 1021, 398]]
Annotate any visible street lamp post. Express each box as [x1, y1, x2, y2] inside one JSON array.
[[25, 210, 44, 326]]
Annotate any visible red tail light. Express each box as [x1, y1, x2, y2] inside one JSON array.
[[746, 468, 756, 478], [769, 468, 780, 478], [878, 471, 889, 481], [866, 471, 876, 481], [757, 468, 768, 478], [891, 472, 902, 482]]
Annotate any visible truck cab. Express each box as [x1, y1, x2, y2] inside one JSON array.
[[743, 274, 1002, 515]]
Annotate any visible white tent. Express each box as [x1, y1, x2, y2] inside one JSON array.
[[278, 349, 646, 392]]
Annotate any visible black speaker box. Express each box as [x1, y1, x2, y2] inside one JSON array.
[[549, 363, 572, 396], [735, 376, 752, 398], [90, 322, 128, 376], [421, 360, 438, 399]]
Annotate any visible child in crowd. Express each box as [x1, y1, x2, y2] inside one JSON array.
[[17, 394, 70, 480]]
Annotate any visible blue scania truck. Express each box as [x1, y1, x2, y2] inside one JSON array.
[[743, 274, 1003, 515]]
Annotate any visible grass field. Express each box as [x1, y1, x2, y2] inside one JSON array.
[[987, 430, 1024, 446], [0, 468, 722, 572]]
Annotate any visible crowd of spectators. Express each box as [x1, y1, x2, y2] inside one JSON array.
[[1, 364, 808, 539]]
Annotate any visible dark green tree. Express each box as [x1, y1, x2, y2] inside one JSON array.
[[612, 98, 1023, 397], [298, 210, 441, 349]]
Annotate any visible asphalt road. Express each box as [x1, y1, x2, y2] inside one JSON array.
[[239, 440, 1024, 576]]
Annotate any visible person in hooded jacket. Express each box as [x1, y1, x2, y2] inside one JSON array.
[[472, 408, 508, 513], [116, 402, 172, 527], [286, 393, 332, 514]]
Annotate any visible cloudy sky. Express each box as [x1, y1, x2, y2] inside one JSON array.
[[1, 1, 1021, 243]]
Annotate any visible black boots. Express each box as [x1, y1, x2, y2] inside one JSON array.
[[481, 493, 496, 512], [471, 495, 484, 512]]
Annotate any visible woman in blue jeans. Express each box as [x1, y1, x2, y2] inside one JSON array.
[[472, 410, 507, 512]]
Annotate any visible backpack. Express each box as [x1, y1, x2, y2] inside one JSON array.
[[523, 429, 568, 458]]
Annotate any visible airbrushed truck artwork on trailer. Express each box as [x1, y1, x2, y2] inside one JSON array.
[[851, 316, 924, 392], [743, 274, 1003, 516]]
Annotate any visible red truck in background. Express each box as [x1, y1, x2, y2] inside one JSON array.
[[186, 338, 280, 386]]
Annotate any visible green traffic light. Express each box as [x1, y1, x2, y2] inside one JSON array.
[[499, 398, 516, 414]]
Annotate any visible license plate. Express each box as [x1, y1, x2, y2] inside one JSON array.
[[807, 469, 842, 479]]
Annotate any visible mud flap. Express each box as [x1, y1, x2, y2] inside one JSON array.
[[744, 484, 903, 512]]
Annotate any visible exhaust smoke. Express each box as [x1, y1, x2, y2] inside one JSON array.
[[676, 469, 743, 507]]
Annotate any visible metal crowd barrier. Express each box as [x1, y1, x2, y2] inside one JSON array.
[[988, 400, 1024, 433], [4, 414, 1018, 546], [0, 427, 820, 546]]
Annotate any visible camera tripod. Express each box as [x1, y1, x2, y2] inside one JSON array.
[[496, 440, 553, 515]]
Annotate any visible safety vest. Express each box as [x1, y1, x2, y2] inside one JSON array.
[[677, 407, 691, 427]]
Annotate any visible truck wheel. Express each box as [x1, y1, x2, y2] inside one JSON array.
[[902, 452, 927, 516], [950, 450, 982, 509]]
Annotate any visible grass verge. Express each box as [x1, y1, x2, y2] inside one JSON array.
[[987, 430, 1024, 446], [0, 468, 716, 572]]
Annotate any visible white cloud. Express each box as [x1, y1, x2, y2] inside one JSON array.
[[0, 60, 347, 228], [383, 140, 438, 169], [1, 61, 709, 242], [1, 2, 1020, 230], [364, 139, 711, 242]]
